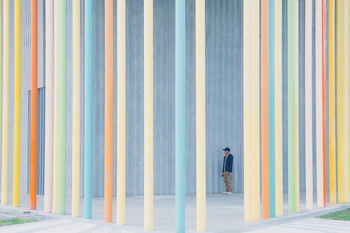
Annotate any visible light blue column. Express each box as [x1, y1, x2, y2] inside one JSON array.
[[175, 0, 186, 232], [268, 0, 275, 217], [84, 0, 93, 219]]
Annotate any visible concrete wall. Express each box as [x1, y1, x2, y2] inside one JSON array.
[[2, 0, 331, 202]]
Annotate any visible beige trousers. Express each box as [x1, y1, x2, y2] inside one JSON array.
[[223, 173, 233, 192]]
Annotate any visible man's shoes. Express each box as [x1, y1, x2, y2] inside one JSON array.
[[222, 192, 228, 194], [226, 192, 232, 195]]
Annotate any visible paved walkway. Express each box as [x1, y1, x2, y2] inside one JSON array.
[[2, 216, 350, 233], [245, 218, 350, 233], [0, 194, 349, 232]]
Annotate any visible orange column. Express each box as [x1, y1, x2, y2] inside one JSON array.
[[261, 0, 270, 219], [322, 0, 327, 207], [30, 0, 38, 210], [104, 0, 113, 223]]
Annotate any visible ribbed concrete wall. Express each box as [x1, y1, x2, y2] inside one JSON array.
[[2, 0, 330, 202]]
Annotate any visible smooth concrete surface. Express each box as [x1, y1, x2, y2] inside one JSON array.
[[0, 193, 349, 232]]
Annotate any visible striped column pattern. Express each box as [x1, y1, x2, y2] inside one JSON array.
[[1, 0, 350, 230]]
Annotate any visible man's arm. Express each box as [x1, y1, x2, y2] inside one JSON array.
[[227, 155, 233, 173]]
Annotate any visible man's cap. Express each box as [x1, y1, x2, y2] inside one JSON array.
[[222, 147, 230, 152]]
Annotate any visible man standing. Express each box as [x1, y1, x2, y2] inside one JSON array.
[[222, 147, 233, 194]]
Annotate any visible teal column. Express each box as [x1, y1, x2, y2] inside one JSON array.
[[84, 0, 93, 219], [268, 0, 275, 217], [175, 0, 185, 232], [58, 0, 67, 214]]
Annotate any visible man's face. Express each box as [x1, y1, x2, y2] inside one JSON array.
[[224, 150, 230, 155]]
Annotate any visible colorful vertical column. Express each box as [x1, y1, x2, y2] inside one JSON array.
[[44, 0, 53, 213], [305, 0, 313, 210], [13, 0, 21, 207], [261, 0, 270, 219], [316, 0, 324, 208], [344, 0, 350, 203], [322, 0, 327, 207], [30, 0, 38, 210], [53, 0, 60, 213], [287, 0, 299, 213], [336, 0, 344, 204], [243, 0, 260, 222], [329, 0, 336, 206], [105, 0, 113, 223], [58, 0, 67, 215], [268, 0, 275, 218], [294, 0, 300, 212], [1, 0, 9, 206], [0, 0, 3, 207], [175, 0, 186, 231], [84, 0, 93, 219], [144, 0, 154, 230], [274, 0, 283, 216], [117, 0, 126, 225], [195, 0, 206, 231], [72, 0, 80, 217]]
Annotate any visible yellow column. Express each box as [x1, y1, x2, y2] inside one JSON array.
[[72, 0, 80, 217], [117, 0, 126, 225], [52, 0, 60, 213], [336, 0, 344, 204], [1, 0, 9, 206], [329, 0, 336, 205], [274, 0, 283, 216], [13, 0, 21, 207], [0, 0, 2, 205], [144, 0, 153, 230], [243, 0, 260, 222], [196, 0, 206, 230], [343, 0, 350, 203]]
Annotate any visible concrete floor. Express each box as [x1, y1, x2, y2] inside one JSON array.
[[1, 192, 349, 232]]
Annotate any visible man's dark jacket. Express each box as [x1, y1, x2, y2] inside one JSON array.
[[222, 154, 233, 173]]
